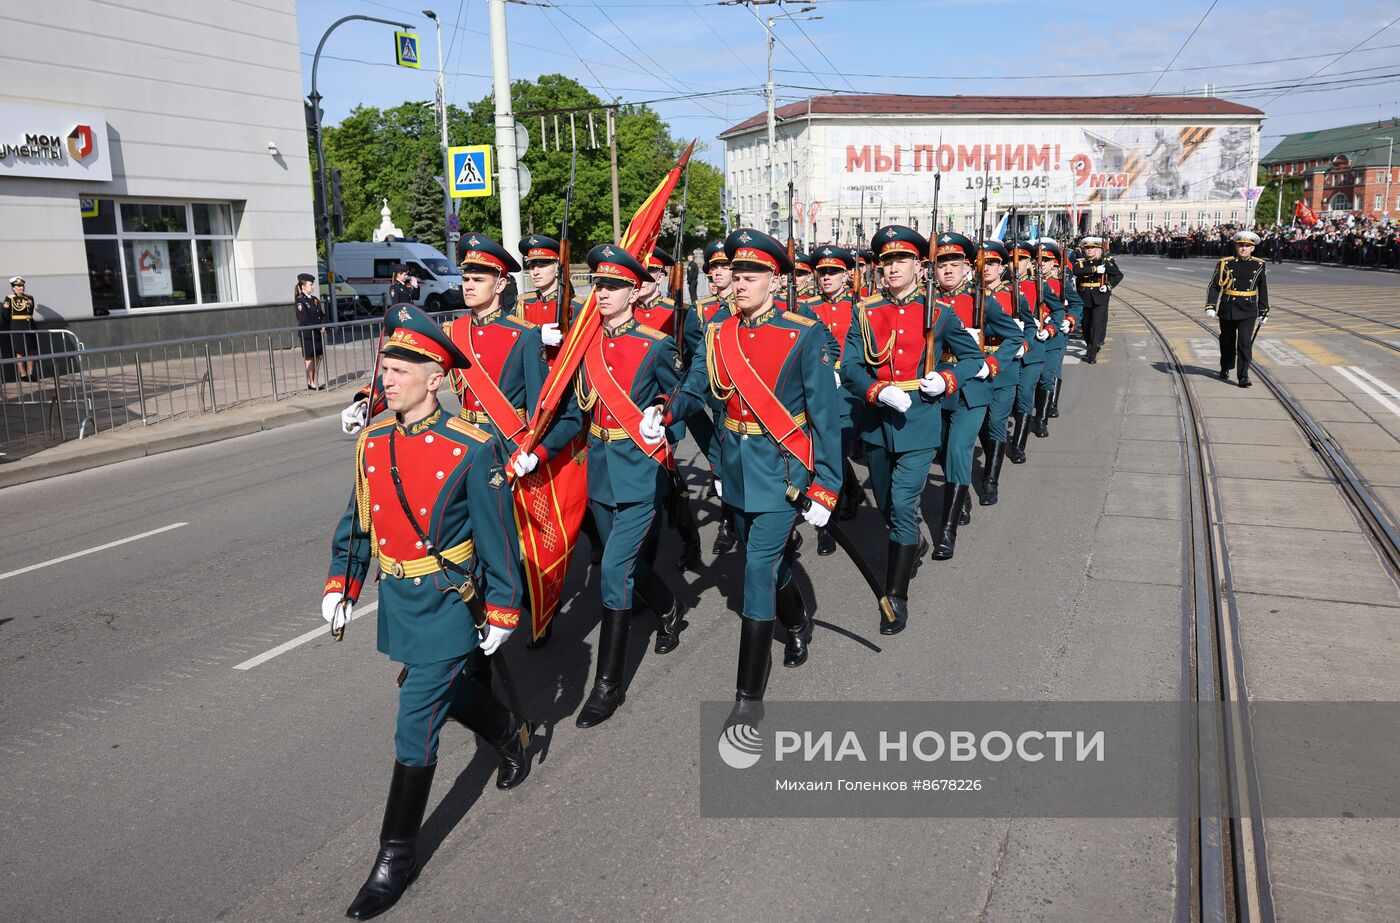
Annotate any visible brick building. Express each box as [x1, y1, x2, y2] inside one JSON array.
[[1262, 118, 1399, 220]]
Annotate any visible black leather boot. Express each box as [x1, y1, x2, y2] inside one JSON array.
[[881, 540, 919, 635], [675, 501, 702, 572], [713, 505, 738, 554], [1047, 379, 1062, 418], [576, 607, 630, 728], [726, 616, 774, 727], [452, 682, 533, 790], [816, 527, 836, 556], [1032, 387, 1050, 438], [932, 483, 969, 560], [1008, 411, 1030, 464], [581, 509, 604, 566], [525, 621, 552, 650], [959, 488, 972, 526], [980, 440, 1007, 506], [775, 578, 812, 667], [345, 761, 436, 920], [636, 570, 687, 654]]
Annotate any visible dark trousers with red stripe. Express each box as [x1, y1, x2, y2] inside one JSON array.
[[394, 655, 486, 766]]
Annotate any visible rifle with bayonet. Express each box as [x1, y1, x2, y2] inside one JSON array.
[[973, 164, 989, 350], [556, 141, 578, 332], [786, 180, 798, 312]]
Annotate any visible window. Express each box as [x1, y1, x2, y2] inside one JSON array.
[[80, 199, 238, 311], [1213, 211, 1222, 224], [1329, 192, 1350, 211], [1128, 212, 1139, 231], [1230, 210, 1240, 222], [1381, 171, 1388, 183], [1378, 194, 1385, 210]]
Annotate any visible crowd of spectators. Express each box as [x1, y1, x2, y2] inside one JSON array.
[[1107, 218, 1400, 270]]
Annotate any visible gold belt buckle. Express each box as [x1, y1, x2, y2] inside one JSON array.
[[391, 561, 405, 579]]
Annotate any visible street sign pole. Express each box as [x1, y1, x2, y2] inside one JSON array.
[[487, 0, 523, 285]]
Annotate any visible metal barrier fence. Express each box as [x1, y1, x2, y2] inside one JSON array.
[[0, 311, 457, 462]]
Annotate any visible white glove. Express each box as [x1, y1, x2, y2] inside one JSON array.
[[540, 322, 563, 347], [833, 370, 841, 388], [1014, 318, 1026, 331], [511, 450, 540, 478], [640, 406, 666, 445], [965, 327, 981, 342], [1059, 319, 1071, 334], [974, 361, 992, 380], [919, 372, 947, 397], [1017, 342, 1029, 358], [1094, 264, 1106, 272], [878, 385, 912, 413], [479, 624, 513, 656], [1257, 314, 1268, 325], [341, 400, 369, 434], [713, 478, 723, 499], [322, 593, 351, 627], [1035, 327, 1051, 342], [1205, 308, 1217, 318], [802, 501, 831, 529]]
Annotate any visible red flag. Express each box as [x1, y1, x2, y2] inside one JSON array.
[[1294, 201, 1319, 227], [511, 141, 695, 639]]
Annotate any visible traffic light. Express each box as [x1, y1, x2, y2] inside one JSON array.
[[330, 168, 345, 237], [312, 170, 328, 239], [769, 201, 780, 235], [304, 101, 323, 135]]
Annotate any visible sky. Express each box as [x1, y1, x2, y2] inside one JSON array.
[[297, 0, 1400, 171]]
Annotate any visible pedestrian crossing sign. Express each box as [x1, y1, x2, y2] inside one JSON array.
[[449, 145, 492, 198], [395, 31, 420, 68]]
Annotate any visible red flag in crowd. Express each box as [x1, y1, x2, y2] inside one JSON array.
[[1294, 201, 1320, 227]]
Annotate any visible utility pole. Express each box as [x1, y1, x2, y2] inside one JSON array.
[[487, 0, 523, 278], [309, 13, 412, 321], [424, 10, 454, 262], [1378, 135, 1395, 223], [609, 108, 621, 240]]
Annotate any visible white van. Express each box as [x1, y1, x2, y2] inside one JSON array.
[[331, 240, 464, 314]]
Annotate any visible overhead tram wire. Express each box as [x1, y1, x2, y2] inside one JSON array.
[[1142, 0, 1218, 96], [1253, 14, 1400, 110]]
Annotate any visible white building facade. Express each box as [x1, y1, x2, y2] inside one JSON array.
[[720, 95, 1266, 247], [0, 0, 316, 331]]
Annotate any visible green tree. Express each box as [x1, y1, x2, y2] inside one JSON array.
[[312, 75, 725, 261], [405, 152, 444, 245], [1254, 166, 1305, 227]]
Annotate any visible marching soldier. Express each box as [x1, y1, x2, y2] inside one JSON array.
[[516, 235, 569, 357], [1031, 239, 1077, 435], [840, 226, 984, 634], [932, 233, 1021, 557], [322, 305, 532, 919], [691, 241, 740, 556], [634, 250, 679, 337], [1206, 230, 1270, 388], [669, 228, 843, 723], [1049, 245, 1083, 420], [572, 244, 689, 728], [1007, 241, 1058, 465], [1071, 236, 1123, 363], [974, 240, 1032, 506], [4, 276, 37, 381], [809, 245, 865, 555]]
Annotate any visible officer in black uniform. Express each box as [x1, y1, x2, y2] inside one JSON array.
[[1206, 230, 1270, 388], [1071, 237, 1123, 363], [3, 276, 37, 381], [388, 264, 419, 307]]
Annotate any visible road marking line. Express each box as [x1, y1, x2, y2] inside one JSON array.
[[0, 522, 189, 581], [1285, 338, 1346, 367], [1348, 366, 1400, 402], [233, 601, 378, 671], [1334, 366, 1400, 418]]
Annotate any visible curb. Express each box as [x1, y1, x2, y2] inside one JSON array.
[[0, 400, 344, 491]]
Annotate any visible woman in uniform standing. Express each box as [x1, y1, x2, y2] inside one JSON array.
[[295, 272, 326, 391]]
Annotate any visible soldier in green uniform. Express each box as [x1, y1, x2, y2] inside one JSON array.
[[931, 233, 1021, 557], [670, 228, 843, 723], [975, 240, 1032, 506], [809, 246, 864, 554], [322, 305, 532, 919], [573, 244, 688, 728], [1007, 241, 1057, 465], [840, 226, 985, 634], [3, 276, 37, 381], [691, 241, 740, 556], [1032, 239, 1079, 434], [1206, 230, 1270, 388]]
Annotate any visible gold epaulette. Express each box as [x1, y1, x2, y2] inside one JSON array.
[[636, 323, 667, 340], [446, 416, 492, 442], [361, 418, 395, 440], [783, 311, 816, 327], [1250, 256, 1265, 264], [858, 294, 883, 309], [504, 314, 537, 329]]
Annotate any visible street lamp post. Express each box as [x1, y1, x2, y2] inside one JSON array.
[[1377, 135, 1395, 223], [424, 11, 454, 264], [310, 14, 412, 321], [487, 0, 524, 280]]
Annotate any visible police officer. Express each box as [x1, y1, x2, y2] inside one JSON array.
[[670, 228, 843, 723], [4, 276, 37, 381], [294, 272, 326, 391], [323, 305, 531, 919], [388, 264, 419, 307], [1072, 236, 1123, 363], [573, 244, 689, 727], [1206, 230, 1270, 388], [975, 240, 1032, 506], [840, 227, 984, 634], [516, 235, 568, 354], [932, 233, 1021, 557]]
